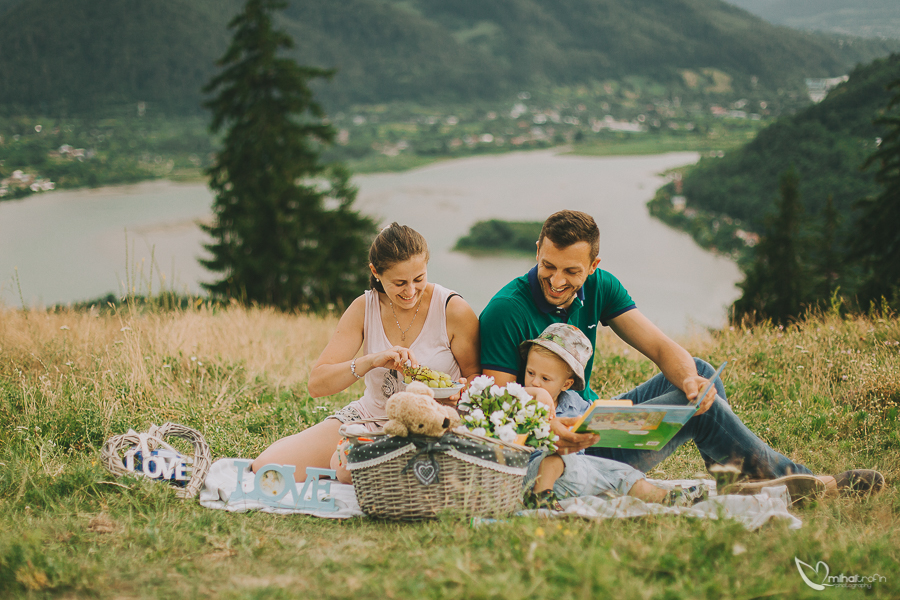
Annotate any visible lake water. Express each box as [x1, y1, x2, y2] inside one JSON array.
[[0, 150, 742, 336]]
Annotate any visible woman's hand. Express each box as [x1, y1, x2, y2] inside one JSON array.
[[309, 297, 419, 398], [364, 346, 418, 372]]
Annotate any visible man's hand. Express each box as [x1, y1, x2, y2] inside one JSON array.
[[551, 417, 599, 454], [684, 375, 716, 415]]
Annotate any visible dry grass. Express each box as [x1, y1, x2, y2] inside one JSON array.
[[0, 302, 350, 461], [0, 302, 338, 389]]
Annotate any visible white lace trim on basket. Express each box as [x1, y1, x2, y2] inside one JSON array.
[[346, 443, 416, 471], [446, 449, 528, 476]]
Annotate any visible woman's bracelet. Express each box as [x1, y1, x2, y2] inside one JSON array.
[[350, 358, 363, 379]]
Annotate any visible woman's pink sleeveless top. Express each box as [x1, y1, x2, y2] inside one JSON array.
[[347, 283, 461, 421]]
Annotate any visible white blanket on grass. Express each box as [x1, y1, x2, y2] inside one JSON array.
[[199, 458, 364, 519], [526, 479, 802, 531], [199, 459, 802, 530]]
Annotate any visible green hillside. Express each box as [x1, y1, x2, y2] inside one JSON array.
[[0, 0, 897, 114], [0, 0, 20, 13], [0, 0, 235, 114], [402, 0, 895, 88], [277, 0, 504, 106], [676, 53, 897, 237]]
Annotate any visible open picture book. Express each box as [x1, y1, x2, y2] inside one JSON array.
[[569, 362, 726, 451], [568, 399, 698, 451]]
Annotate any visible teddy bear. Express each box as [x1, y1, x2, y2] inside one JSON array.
[[383, 381, 461, 438]]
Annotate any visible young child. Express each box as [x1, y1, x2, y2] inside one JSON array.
[[519, 323, 708, 509]]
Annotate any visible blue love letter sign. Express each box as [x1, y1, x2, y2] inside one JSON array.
[[229, 461, 337, 512]]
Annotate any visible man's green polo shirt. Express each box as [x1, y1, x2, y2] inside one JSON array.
[[479, 265, 636, 400]]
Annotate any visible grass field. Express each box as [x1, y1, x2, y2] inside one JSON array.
[[1, 301, 898, 599]]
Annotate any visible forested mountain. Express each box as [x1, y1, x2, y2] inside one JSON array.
[[724, 1, 900, 40], [0, 0, 897, 114], [679, 53, 898, 236], [0, 0, 232, 114]]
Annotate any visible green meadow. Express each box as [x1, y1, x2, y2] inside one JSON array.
[[1, 302, 898, 598]]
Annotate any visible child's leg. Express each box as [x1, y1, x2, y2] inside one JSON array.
[[551, 454, 646, 499], [544, 454, 708, 506], [534, 454, 564, 493], [627, 478, 668, 503], [628, 477, 709, 506]]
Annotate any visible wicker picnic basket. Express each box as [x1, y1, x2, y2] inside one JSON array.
[[100, 422, 212, 499], [342, 420, 531, 520]]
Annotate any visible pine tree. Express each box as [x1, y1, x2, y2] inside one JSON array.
[[813, 194, 841, 300], [732, 168, 805, 324], [201, 0, 376, 311], [853, 76, 900, 307]]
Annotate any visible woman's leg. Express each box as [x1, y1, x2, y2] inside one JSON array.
[[251, 418, 343, 482]]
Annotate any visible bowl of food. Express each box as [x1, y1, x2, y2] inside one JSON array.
[[429, 382, 465, 399], [402, 365, 464, 400]]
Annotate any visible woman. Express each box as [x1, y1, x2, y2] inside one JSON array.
[[251, 223, 481, 481]]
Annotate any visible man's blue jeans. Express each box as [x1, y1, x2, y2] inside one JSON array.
[[584, 358, 813, 479]]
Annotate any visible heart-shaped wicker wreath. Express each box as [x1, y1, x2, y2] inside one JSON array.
[[100, 422, 211, 499]]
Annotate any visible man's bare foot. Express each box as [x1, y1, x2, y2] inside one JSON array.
[[818, 475, 838, 498]]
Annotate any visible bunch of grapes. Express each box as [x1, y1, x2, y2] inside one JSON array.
[[402, 365, 457, 388]]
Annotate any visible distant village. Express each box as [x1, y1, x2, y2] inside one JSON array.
[[332, 89, 774, 160], [0, 134, 93, 198], [329, 74, 844, 161], [0, 72, 846, 201], [0, 169, 54, 198]]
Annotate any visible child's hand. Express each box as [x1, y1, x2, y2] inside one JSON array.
[[525, 386, 556, 410]]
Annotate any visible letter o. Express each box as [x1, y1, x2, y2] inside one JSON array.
[[143, 457, 163, 478], [254, 465, 293, 502]]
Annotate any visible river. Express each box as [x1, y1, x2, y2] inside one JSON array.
[[0, 149, 741, 336]]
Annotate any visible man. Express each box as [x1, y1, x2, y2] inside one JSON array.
[[479, 210, 883, 500]]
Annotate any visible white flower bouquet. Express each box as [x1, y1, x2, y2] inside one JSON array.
[[459, 376, 558, 451]]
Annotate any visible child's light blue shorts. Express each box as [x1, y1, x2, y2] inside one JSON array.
[[526, 451, 647, 498]]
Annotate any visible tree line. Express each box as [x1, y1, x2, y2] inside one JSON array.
[[733, 77, 900, 323]]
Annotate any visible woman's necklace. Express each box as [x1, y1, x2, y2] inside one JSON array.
[[389, 295, 423, 341]]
